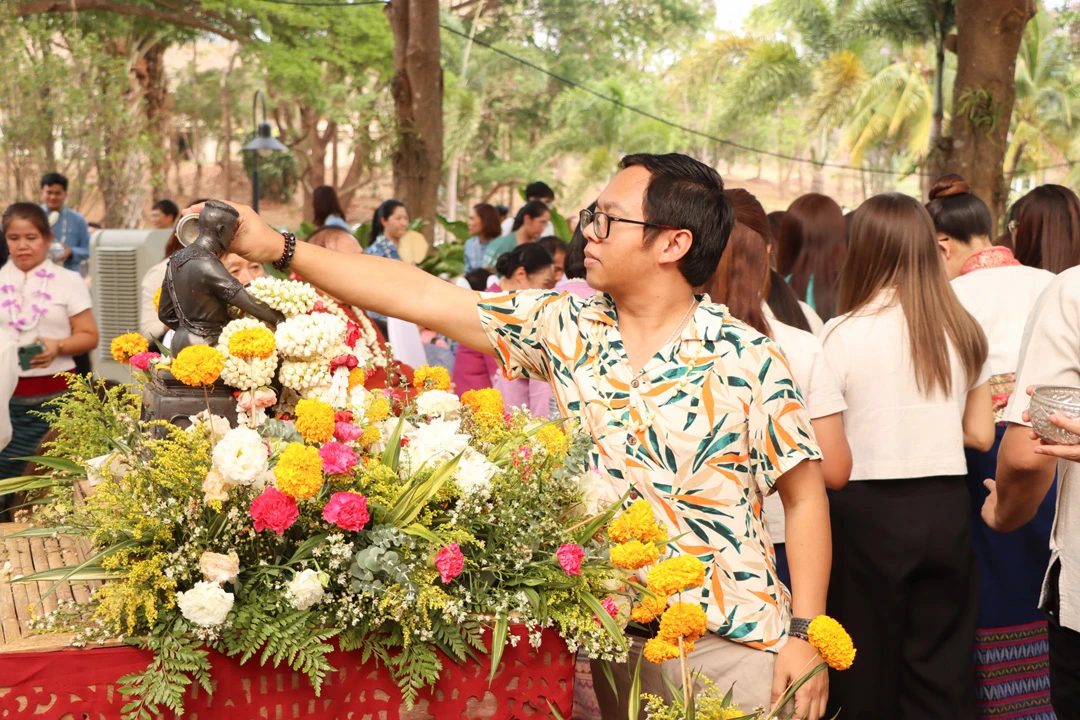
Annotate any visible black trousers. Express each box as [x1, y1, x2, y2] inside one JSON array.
[[825, 477, 978, 720], [1046, 561, 1080, 716]]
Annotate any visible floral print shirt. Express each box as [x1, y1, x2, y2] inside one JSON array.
[[477, 290, 821, 650]]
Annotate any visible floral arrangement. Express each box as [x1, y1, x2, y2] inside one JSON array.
[[10, 374, 632, 720]]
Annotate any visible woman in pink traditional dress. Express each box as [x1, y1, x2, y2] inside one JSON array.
[[928, 175, 1057, 720]]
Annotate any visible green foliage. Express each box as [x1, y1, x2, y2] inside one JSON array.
[[39, 374, 141, 464], [118, 620, 212, 720], [241, 133, 299, 202], [419, 241, 466, 277]]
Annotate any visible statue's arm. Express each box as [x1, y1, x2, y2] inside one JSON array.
[[228, 288, 286, 328]]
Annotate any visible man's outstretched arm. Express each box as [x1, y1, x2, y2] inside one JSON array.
[[192, 202, 493, 354]]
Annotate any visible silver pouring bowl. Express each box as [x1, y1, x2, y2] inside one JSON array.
[[1030, 385, 1080, 446], [175, 213, 200, 247]]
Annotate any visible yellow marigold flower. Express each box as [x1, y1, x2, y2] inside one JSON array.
[[359, 425, 381, 447], [610, 540, 661, 570], [413, 364, 451, 392], [110, 332, 149, 364], [808, 615, 856, 671], [658, 602, 707, 643], [171, 345, 225, 387], [294, 398, 335, 444], [153, 287, 161, 312], [646, 555, 706, 597], [348, 366, 367, 391], [228, 327, 276, 359], [366, 396, 391, 424], [642, 637, 695, 665], [274, 443, 324, 499], [631, 593, 669, 624], [461, 388, 504, 426], [535, 423, 569, 458], [609, 500, 668, 544]]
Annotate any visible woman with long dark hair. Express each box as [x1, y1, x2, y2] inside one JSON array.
[[777, 193, 847, 322], [366, 200, 409, 261], [1011, 184, 1080, 273], [927, 174, 1057, 719], [312, 186, 351, 231], [824, 193, 993, 720], [704, 188, 851, 587], [464, 203, 502, 273]]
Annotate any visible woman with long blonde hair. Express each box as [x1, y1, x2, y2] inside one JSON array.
[[822, 193, 994, 720]]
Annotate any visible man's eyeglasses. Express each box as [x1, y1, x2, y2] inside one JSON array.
[[579, 208, 677, 240]]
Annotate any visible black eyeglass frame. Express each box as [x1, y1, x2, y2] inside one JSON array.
[[579, 208, 678, 240]]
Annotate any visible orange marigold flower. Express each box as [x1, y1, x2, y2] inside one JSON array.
[[609, 500, 668, 545], [657, 602, 707, 643], [274, 443, 323, 499], [228, 327, 276, 359], [808, 615, 856, 671], [642, 637, 695, 664], [348, 366, 366, 391], [366, 396, 391, 424], [630, 593, 669, 624], [294, 398, 335, 444], [646, 555, 706, 597], [153, 287, 162, 312], [610, 540, 660, 570], [110, 332, 149, 364], [359, 425, 381, 447], [413, 364, 451, 392], [461, 388, 504, 427], [171, 345, 225, 387]]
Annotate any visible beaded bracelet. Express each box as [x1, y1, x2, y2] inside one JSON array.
[[273, 231, 297, 273]]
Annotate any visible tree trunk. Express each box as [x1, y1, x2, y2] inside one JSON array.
[[387, 0, 443, 247], [142, 41, 170, 201], [943, 0, 1035, 228], [190, 42, 203, 191], [220, 46, 239, 203]]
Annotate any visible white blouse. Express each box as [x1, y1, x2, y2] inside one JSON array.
[[0, 260, 93, 377], [762, 305, 847, 543], [951, 264, 1053, 377], [140, 258, 168, 339], [822, 289, 989, 481]]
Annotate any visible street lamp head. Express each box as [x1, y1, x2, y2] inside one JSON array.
[[243, 121, 287, 155]]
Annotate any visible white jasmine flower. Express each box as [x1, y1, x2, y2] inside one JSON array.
[[246, 277, 319, 317], [177, 582, 234, 627], [415, 389, 461, 418], [279, 359, 331, 393], [276, 314, 347, 360], [198, 551, 240, 585], [286, 569, 325, 610], [212, 427, 269, 486]]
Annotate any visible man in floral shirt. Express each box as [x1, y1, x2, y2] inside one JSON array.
[[191, 153, 833, 719]]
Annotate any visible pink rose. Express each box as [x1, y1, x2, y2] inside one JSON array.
[[253, 387, 277, 408], [556, 543, 585, 576], [129, 351, 160, 371], [319, 441, 358, 475], [250, 487, 298, 535], [322, 491, 370, 531], [334, 422, 363, 443], [435, 543, 465, 584]]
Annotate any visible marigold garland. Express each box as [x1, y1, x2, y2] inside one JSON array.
[[413, 364, 451, 392], [808, 615, 856, 671], [171, 345, 225, 387], [631, 593, 669, 624], [274, 443, 324, 499], [610, 539, 660, 570], [294, 398, 336, 444], [110, 332, 149, 364], [228, 327, 276, 359], [646, 555, 706, 597], [609, 499, 668, 545], [643, 636, 695, 664], [657, 602, 707, 643]]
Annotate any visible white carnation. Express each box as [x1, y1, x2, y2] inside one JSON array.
[[454, 447, 499, 497], [576, 467, 618, 517], [415, 389, 461, 418], [404, 417, 471, 471], [276, 314, 346, 360], [177, 581, 234, 627], [368, 417, 414, 454], [187, 411, 231, 442], [246, 277, 319, 317], [286, 568, 325, 610], [212, 427, 269, 486], [199, 550, 240, 585]]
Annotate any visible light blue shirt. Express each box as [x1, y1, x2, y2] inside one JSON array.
[[464, 236, 485, 273], [41, 205, 91, 273], [322, 215, 351, 231]]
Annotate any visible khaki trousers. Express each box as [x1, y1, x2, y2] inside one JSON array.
[[590, 632, 776, 720]]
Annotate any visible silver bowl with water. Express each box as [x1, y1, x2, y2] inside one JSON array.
[[1030, 386, 1080, 445], [175, 213, 201, 247]]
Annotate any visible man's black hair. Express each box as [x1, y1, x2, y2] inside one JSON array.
[[152, 199, 180, 221], [525, 181, 555, 201], [40, 172, 68, 191], [619, 153, 734, 287]]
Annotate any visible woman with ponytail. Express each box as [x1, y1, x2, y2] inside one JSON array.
[[928, 174, 1056, 719]]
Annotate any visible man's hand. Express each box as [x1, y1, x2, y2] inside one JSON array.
[[981, 478, 1002, 530], [772, 637, 827, 720], [1034, 414, 1080, 461], [181, 201, 284, 264]]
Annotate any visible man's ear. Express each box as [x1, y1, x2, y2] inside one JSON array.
[[655, 228, 693, 268]]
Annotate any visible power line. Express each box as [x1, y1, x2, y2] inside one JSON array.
[[251, 0, 1079, 178]]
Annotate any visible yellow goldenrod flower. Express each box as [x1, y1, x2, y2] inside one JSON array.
[[646, 555, 706, 597], [413, 364, 451, 392], [110, 332, 149, 364], [274, 443, 324, 499], [228, 327, 276, 359], [535, 423, 569, 458], [657, 601, 707, 644], [808, 615, 856, 671], [610, 539, 661, 570], [294, 398, 335, 444], [171, 345, 225, 387], [366, 396, 392, 424]]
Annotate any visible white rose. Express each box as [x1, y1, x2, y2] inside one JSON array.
[[212, 427, 269, 486], [454, 447, 499, 497], [286, 568, 325, 610], [199, 550, 240, 585], [177, 581, 234, 627], [415, 389, 461, 418], [202, 469, 229, 503]]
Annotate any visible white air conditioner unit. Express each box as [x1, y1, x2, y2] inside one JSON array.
[[90, 229, 170, 383]]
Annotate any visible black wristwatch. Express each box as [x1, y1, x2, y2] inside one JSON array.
[[789, 616, 812, 641], [274, 231, 297, 273]]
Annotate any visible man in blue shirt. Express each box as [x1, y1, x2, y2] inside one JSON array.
[[40, 172, 91, 273]]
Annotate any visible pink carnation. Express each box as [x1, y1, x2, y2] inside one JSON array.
[[250, 487, 299, 535], [334, 422, 363, 443], [321, 491, 370, 531], [128, 351, 160, 371], [435, 543, 465, 584], [556, 543, 585, 576], [319, 441, 358, 475], [599, 597, 619, 622]]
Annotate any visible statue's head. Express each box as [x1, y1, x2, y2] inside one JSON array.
[[197, 200, 240, 255]]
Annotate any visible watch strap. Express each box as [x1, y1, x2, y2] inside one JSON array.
[[789, 616, 812, 641]]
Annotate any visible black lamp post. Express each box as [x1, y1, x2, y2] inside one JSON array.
[[242, 90, 287, 213]]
